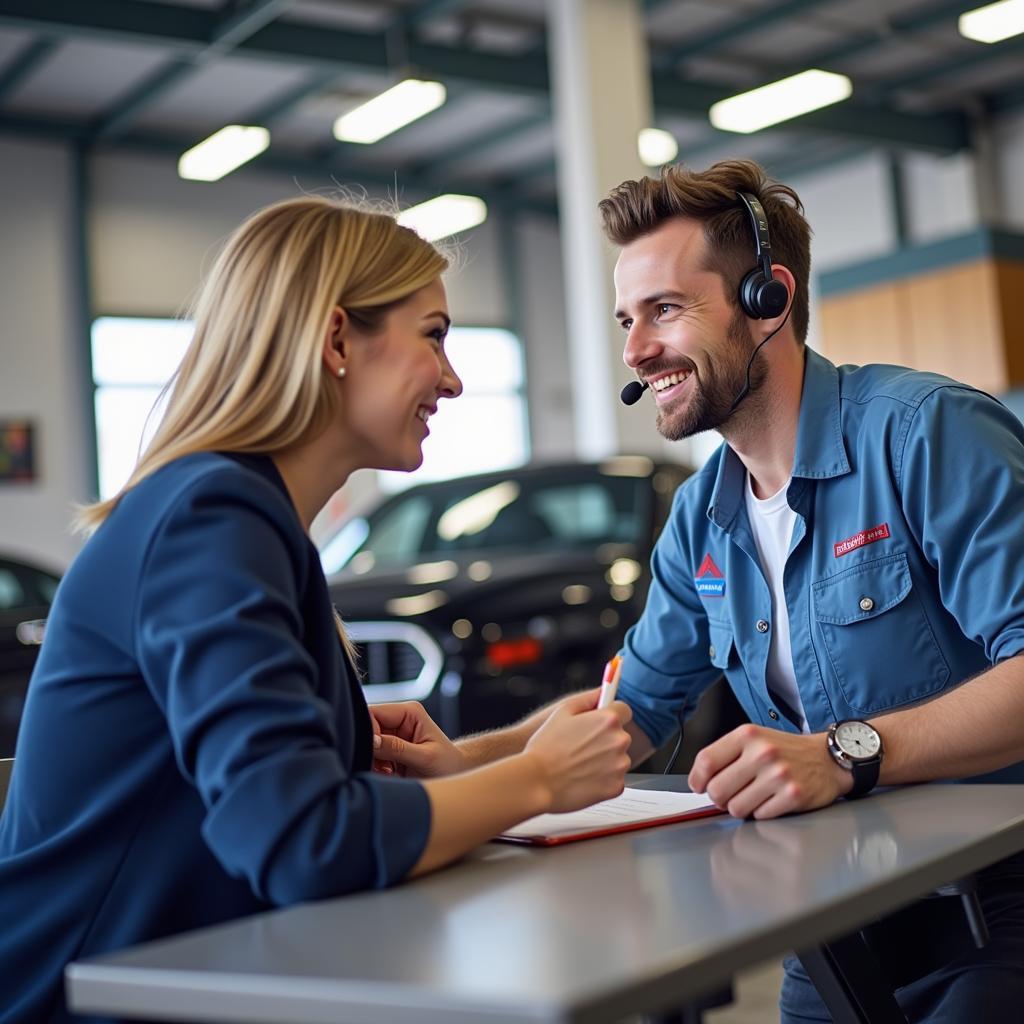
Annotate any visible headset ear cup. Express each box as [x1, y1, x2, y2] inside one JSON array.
[[757, 278, 789, 319], [739, 269, 765, 319], [739, 270, 789, 319]]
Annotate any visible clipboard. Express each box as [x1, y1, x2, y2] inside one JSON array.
[[495, 788, 723, 846]]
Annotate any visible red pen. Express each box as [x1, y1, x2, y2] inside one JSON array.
[[598, 655, 622, 709]]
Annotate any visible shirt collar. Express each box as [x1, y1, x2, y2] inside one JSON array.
[[791, 348, 851, 481], [706, 348, 850, 527]]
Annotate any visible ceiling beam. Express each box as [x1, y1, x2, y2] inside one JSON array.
[[650, 76, 969, 152], [0, 0, 972, 154], [0, 0, 211, 50], [411, 109, 550, 176], [92, 0, 292, 140], [988, 81, 1024, 114], [762, 142, 872, 184], [396, 0, 468, 29], [0, 36, 56, 102], [0, 111, 556, 216], [786, 0, 973, 74], [243, 67, 340, 125], [869, 34, 1024, 99], [655, 0, 832, 68]]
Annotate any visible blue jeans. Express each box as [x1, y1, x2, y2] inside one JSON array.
[[780, 852, 1024, 1023]]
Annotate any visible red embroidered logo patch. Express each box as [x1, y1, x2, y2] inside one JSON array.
[[696, 553, 724, 578], [834, 523, 890, 558]]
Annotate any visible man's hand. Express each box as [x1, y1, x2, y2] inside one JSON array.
[[688, 723, 853, 819], [370, 702, 468, 778]]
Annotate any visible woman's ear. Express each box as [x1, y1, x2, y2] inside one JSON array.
[[321, 305, 349, 378]]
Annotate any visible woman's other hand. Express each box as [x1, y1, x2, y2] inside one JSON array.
[[370, 702, 467, 778], [524, 690, 632, 813]]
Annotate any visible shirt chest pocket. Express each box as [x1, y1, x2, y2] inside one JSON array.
[[812, 551, 949, 714]]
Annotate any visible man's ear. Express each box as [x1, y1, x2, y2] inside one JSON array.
[[321, 305, 349, 377]]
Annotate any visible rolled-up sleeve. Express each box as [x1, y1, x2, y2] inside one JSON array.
[[618, 487, 721, 749], [135, 469, 431, 904], [898, 386, 1024, 665]]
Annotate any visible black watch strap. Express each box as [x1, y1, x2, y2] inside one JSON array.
[[846, 756, 881, 799]]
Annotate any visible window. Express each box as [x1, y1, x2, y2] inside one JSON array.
[[91, 317, 192, 500], [377, 327, 529, 493], [91, 319, 529, 502]]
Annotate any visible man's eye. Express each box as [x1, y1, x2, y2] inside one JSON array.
[[620, 319, 633, 331], [657, 303, 676, 315]]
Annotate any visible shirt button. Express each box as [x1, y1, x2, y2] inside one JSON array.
[[708, 645, 716, 659], [859, 596, 875, 612], [756, 619, 770, 633], [768, 709, 780, 721]]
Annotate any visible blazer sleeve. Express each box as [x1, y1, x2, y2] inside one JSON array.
[[134, 467, 431, 905]]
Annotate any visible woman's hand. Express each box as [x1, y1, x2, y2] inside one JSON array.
[[523, 690, 633, 813], [370, 702, 468, 778]]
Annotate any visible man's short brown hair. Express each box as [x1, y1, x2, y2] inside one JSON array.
[[599, 159, 812, 345]]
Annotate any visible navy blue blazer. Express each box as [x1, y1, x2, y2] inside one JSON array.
[[0, 452, 431, 1023]]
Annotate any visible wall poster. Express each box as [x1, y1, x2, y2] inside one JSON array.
[[0, 419, 37, 482]]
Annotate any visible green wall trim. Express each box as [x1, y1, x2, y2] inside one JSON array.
[[818, 228, 1024, 297]]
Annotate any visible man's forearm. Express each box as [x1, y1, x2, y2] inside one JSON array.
[[455, 701, 554, 768], [873, 653, 1024, 784]]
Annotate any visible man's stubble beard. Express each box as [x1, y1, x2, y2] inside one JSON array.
[[655, 308, 764, 442]]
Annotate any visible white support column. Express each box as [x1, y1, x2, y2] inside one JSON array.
[[546, 0, 659, 458]]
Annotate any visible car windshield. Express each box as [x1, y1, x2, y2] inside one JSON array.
[[0, 560, 60, 610], [340, 470, 649, 570]]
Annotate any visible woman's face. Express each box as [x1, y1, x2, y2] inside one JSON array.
[[340, 278, 462, 472]]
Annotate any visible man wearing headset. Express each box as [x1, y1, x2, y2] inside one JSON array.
[[597, 158, 1024, 1021], [376, 158, 1024, 1019]]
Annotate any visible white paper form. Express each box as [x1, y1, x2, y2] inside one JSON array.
[[499, 788, 718, 842]]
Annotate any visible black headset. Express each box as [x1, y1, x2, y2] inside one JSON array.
[[736, 191, 789, 320]]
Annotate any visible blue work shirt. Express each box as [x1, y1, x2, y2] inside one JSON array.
[[0, 452, 431, 1024], [619, 348, 1024, 768]]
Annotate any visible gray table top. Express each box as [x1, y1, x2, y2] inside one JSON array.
[[66, 780, 1024, 1024]]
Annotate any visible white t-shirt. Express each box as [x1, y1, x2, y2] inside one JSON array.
[[744, 472, 808, 732]]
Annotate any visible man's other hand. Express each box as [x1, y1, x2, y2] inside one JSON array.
[[688, 723, 853, 819]]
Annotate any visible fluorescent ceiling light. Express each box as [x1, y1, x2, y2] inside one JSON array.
[[638, 127, 678, 167], [709, 69, 852, 134], [333, 79, 447, 144], [178, 125, 269, 182], [398, 194, 488, 242], [959, 0, 1024, 42]]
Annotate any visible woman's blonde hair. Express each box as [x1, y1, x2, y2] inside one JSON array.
[[77, 195, 448, 534]]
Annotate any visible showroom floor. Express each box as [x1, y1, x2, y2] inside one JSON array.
[[707, 959, 785, 1024]]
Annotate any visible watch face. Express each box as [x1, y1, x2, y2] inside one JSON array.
[[835, 721, 881, 760]]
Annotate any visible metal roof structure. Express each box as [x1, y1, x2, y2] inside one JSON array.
[[1, 0, 1022, 213]]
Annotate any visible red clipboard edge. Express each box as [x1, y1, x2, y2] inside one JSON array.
[[493, 803, 724, 846]]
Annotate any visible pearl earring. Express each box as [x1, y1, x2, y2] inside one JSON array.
[[337, 367, 346, 379]]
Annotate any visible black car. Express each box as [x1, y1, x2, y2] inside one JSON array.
[[325, 457, 744, 757], [0, 555, 61, 757]]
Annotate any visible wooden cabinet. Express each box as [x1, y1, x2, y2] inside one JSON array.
[[818, 233, 1024, 395]]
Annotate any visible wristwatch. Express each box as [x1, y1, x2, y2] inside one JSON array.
[[827, 719, 883, 799]]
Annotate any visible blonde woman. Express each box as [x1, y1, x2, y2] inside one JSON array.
[[0, 196, 632, 1024]]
